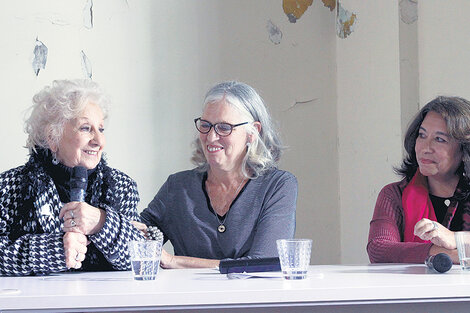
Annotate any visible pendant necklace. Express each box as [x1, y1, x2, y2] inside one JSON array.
[[210, 178, 246, 233]]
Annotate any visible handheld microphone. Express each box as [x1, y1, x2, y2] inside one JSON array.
[[70, 166, 88, 202], [425, 253, 452, 273]]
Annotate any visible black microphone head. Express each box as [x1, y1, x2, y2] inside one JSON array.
[[70, 166, 88, 202], [71, 166, 88, 187], [72, 166, 88, 179], [432, 253, 453, 273]]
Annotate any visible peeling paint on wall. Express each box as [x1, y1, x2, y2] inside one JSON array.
[[266, 20, 282, 45], [282, 0, 313, 23], [336, 2, 357, 39], [83, 0, 93, 29], [321, 0, 336, 11], [81, 50, 92, 79], [399, 0, 417, 24], [32, 37, 48, 76]]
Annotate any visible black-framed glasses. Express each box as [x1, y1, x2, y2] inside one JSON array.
[[194, 118, 248, 137]]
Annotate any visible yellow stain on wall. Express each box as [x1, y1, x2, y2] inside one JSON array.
[[283, 0, 313, 23], [321, 0, 336, 11], [341, 13, 356, 37], [336, 1, 357, 39]]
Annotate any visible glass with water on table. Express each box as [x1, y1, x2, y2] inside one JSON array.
[[455, 231, 470, 271], [128, 239, 163, 280], [276, 239, 312, 280]]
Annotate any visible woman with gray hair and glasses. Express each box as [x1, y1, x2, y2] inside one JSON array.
[[139, 81, 297, 268], [0, 79, 146, 276]]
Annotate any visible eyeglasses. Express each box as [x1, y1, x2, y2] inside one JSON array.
[[194, 118, 248, 137]]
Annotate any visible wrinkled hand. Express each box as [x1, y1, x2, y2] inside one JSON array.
[[131, 221, 149, 238], [414, 218, 456, 250], [60, 202, 106, 235], [63, 232, 88, 269], [160, 249, 175, 269]]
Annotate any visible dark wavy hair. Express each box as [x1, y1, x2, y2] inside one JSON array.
[[396, 96, 470, 182]]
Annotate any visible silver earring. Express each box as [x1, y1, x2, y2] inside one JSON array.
[[52, 152, 59, 165]]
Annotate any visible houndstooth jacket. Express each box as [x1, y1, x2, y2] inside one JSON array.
[[0, 152, 145, 276]]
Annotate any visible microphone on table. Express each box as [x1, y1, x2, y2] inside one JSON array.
[[70, 166, 88, 202], [425, 253, 452, 273]]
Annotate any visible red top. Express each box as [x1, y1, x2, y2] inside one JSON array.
[[367, 179, 433, 263]]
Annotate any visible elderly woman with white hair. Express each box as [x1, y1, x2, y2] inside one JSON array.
[[139, 81, 297, 269], [0, 79, 146, 276]]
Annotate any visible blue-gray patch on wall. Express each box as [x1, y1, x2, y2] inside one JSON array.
[[266, 20, 282, 45], [32, 37, 48, 76], [399, 0, 417, 24], [81, 50, 92, 79], [83, 0, 93, 29]]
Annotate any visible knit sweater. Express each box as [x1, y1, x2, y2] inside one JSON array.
[[0, 151, 145, 276], [367, 178, 470, 263], [140, 168, 297, 260]]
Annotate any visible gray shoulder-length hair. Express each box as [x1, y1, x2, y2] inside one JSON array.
[[191, 81, 284, 178], [25, 79, 109, 154]]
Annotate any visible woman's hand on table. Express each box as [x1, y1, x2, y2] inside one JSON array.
[[160, 249, 175, 269]]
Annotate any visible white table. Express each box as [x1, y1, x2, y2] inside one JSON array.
[[1, 264, 470, 312]]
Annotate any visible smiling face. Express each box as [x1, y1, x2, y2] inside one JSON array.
[[415, 111, 462, 181], [199, 100, 250, 174], [51, 101, 106, 169]]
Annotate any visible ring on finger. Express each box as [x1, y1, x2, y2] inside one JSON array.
[[75, 253, 81, 261], [432, 221, 439, 231], [70, 210, 74, 219], [70, 219, 77, 227]]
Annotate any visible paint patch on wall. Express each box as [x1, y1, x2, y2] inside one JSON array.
[[266, 20, 282, 45], [321, 0, 336, 11], [83, 0, 93, 29], [32, 37, 48, 76], [81, 50, 92, 79], [399, 0, 417, 24], [336, 2, 357, 39], [282, 0, 313, 23]]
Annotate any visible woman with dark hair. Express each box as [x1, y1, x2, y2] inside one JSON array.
[[367, 96, 470, 263]]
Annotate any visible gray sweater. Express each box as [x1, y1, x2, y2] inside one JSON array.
[[140, 168, 297, 260]]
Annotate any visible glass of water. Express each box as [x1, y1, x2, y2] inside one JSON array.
[[128, 240, 162, 280], [276, 239, 312, 280], [455, 231, 470, 271]]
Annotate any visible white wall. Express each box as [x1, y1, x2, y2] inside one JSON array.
[[418, 0, 470, 103], [0, 1, 339, 263], [337, 0, 403, 264], [213, 1, 340, 265]]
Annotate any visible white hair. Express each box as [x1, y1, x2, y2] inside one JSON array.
[[24, 79, 109, 153]]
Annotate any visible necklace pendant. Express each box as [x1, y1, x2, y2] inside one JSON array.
[[218, 225, 226, 233]]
